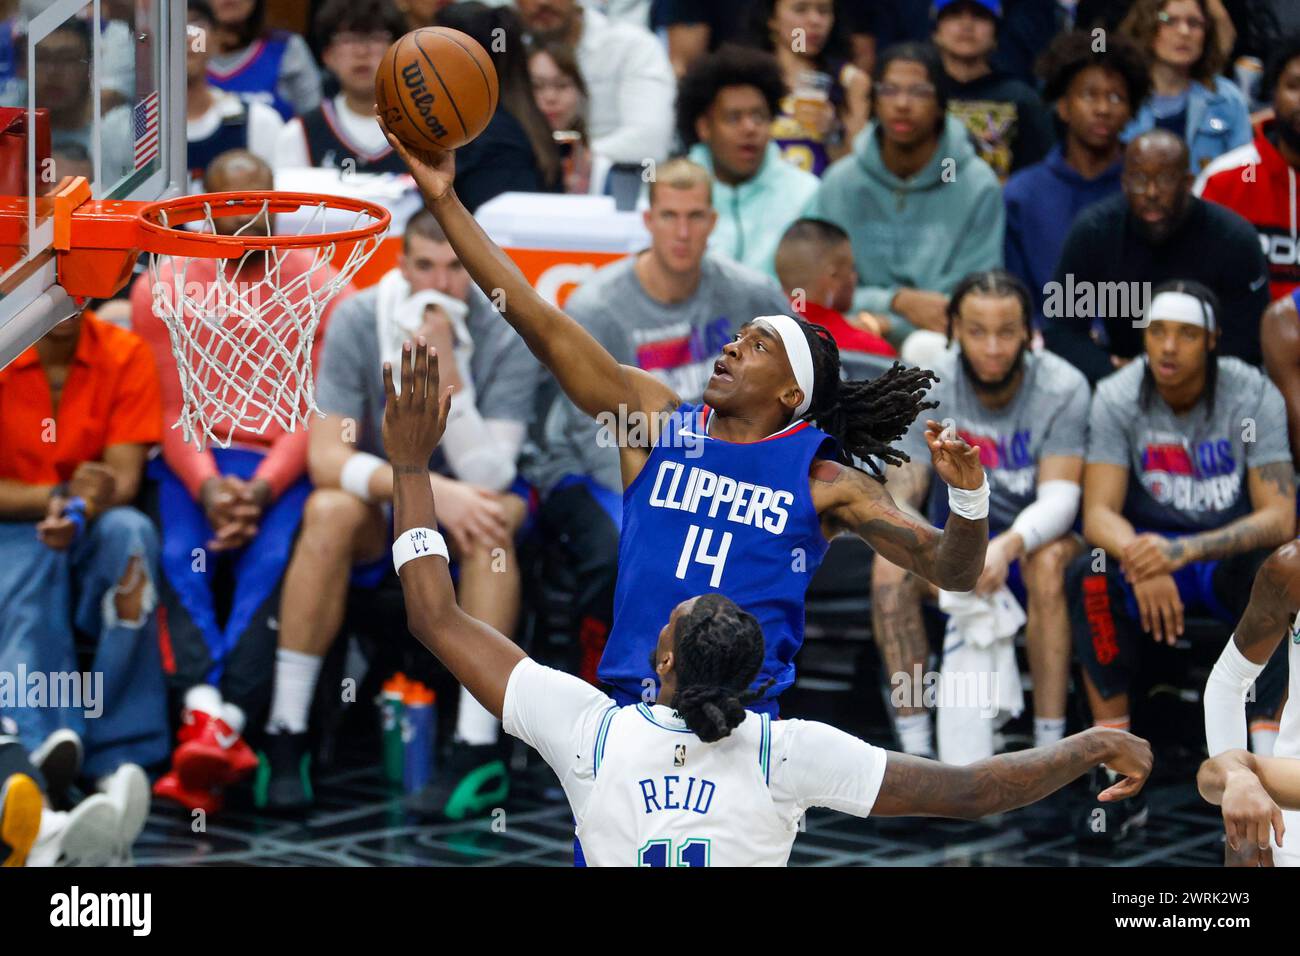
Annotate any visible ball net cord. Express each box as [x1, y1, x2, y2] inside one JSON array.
[[147, 199, 384, 450]]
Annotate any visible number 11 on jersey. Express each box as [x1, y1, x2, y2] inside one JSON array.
[[675, 524, 732, 588]]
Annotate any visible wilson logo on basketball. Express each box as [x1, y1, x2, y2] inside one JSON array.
[[400, 62, 449, 141]]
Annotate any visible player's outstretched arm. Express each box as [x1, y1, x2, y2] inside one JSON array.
[[818, 422, 988, 592], [870, 727, 1152, 819], [384, 338, 525, 719], [379, 119, 679, 427]]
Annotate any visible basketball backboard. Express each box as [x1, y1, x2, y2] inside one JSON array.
[[0, 0, 185, 369]]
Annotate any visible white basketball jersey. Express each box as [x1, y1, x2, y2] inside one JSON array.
[[577, 704, 795, 867]]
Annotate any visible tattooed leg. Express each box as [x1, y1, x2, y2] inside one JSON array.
[[871, 554, 929, 718], [1022, 536, 1083, 722]]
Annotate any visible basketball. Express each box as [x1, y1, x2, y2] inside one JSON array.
[[375, 27, 499, 152]]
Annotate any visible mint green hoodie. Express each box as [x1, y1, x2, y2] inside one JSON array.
[[688, 140, 821, 280], [806, 114, 1005, 344]]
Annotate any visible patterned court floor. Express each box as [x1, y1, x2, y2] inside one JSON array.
[[134, 743, 1226, 867]]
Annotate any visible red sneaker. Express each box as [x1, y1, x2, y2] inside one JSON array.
[[152, 770, 224, 815], [175, 718, 259, 790], [176, 706, 213, 745]]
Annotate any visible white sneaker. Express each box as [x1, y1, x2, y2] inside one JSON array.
[[27, 794, 118, 867], [98, 764, 149, 865]]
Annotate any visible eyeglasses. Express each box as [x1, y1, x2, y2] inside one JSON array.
[[532, 78, 577, 94], [1124, 171, 1184, 193], [332, 32, 394, 49], [1156, 11, 1206, 32], [1074, 88, 1126, 107], [876, 82, 937, 102]]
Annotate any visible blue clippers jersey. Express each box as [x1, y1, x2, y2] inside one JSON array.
[[599, 404, 836, 702], [207, 33, 294, 120]]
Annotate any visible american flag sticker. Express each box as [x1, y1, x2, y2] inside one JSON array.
[[133, 91, 160, 167]]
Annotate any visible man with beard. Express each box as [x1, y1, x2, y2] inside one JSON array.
[[872, 270, 1089, 760], [1043, 130, 1270, 385], [1067, 280, 1295, 843], [1197, 36, 1300, 302]]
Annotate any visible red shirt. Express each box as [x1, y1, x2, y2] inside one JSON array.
[[1199, 120, 1300, 301], [130, 251, 349, 500], [0, 312, 163, 485], [793, 300, 897, 358]]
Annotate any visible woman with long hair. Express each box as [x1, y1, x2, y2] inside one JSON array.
[[746, 0, 870, 174], [433, 2, 561, 210], [205, 0, 322, 119], [1119, 0, 1252, 172], [528, 39, 610, 195]]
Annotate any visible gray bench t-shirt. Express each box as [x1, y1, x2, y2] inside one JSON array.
[[1085, 356, 1290, 533], [900, 348, 1090, 531]]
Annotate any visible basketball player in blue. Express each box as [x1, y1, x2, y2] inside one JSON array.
[[381, 339, 1152, 865], [382, 121, 991, 716]]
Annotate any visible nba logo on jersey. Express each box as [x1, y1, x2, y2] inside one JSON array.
[[674, 744, 687, 767]]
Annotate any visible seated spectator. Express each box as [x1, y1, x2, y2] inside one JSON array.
[[207, 0, 323, 120], [932, 0, 1054, 180], [744, 0, 870, 174], [187, 1, 283, 187], [260, 210, 539, 816], [528, 39, 609, 194], [129, 150, 347, 816], [275, 0, 407, 174], [1196, 36, 1300, 301], [526, 158, 792, 685], [873, 271, 1088, 759], [806, 42, 1005, 362], [1262, 290, 1300, 464], [773, 218, 896, 358], [1119, 0, 1251, 173], [677, 45, 820, 278], [514, 0, 675, 166], [1044, 130, 1271, 383], [394, 0, 454, 31], [1066, 280, 1294, 841], [1004, 29, 1149, 325], [0, 724, 147, 866], [435, 3, 559, 211], [0, 305, 168, 785], [37, 18, 133, 185]]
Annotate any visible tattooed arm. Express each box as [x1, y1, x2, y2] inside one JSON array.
[[882, 460, 932, 521], [1173, 462, 1296, 565], [871, 727, 1152, 818]]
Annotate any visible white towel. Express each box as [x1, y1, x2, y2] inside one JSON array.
[[935, 586, 1026, 766], [374, 268, 475, 404]]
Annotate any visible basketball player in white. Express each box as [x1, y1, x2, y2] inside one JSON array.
[[382, 340, 1152, 865], [1203, 539, 1300, 866]]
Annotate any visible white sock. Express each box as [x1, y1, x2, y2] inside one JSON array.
[[220, 703, 246, 736], [184, 684, 222, 717], [266, 649, 322, 734], [455, 685, 499, 746], [896, 712, 934, 757], [1034, 717, 1066, 747], [1250, 721, 1279, 758]]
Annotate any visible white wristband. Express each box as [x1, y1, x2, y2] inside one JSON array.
[[340, 452, 387, 503], [392, 528, 450, 575], [948, 477, 990, 521]]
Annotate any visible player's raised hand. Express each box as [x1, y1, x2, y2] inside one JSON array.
[[1092, 728, 1153, 801], [382, 338, 454, 469], [923, 420, 984, 491], [376, 111, 456, 203]]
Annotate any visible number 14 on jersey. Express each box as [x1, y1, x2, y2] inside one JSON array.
[[674, 524, 733, 588]]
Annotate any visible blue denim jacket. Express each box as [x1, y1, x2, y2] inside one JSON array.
[[1124, 76, 1253, 173]]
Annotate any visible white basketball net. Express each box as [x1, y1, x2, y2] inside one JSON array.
[[148, 198, 384, 450]]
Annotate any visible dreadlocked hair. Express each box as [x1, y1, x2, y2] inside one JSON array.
[[672, 594, 773, 743], [799, 320, 939, 482]]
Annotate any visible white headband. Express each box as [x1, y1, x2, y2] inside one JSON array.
[[753, 314, 816, 418], [1147, 290, 1215, 332]]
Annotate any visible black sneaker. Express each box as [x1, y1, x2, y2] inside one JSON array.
[[254, 729, 313, 811], [30, 729, 82, 811], [1077, 768, 1149, 845], [406, 742, 509, 821]]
